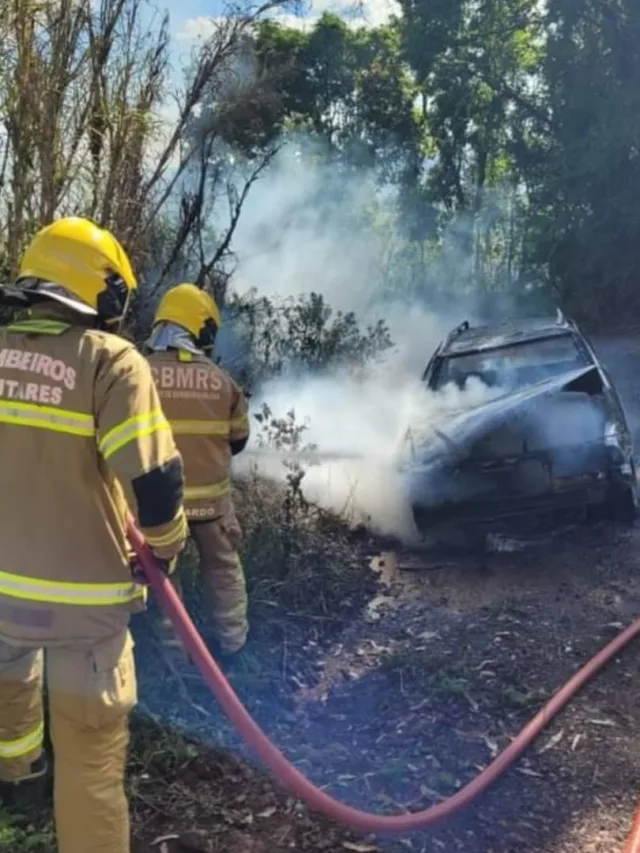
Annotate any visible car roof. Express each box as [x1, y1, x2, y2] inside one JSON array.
[[440, 315, 578, 356]]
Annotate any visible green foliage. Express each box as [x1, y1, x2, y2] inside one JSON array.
[[246, 4, 546, 304], [526, 0, 640, 327], [0, 810, 54, 852], [1, 0, 638, 334], [253, 403, 317, 518], [253, 14, 422, 178], [397, 0, 546, 294], [240, 0, 640, 327], [227, 289, 394, 386]]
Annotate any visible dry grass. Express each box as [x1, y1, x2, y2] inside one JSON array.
[[172, 472, 377, 650]]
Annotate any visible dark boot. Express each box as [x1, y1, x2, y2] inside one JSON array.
[[211, 641, 256, 678], [0, 754, 50, 812]]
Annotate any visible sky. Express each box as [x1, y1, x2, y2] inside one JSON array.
[[163, 0, 401, 49]]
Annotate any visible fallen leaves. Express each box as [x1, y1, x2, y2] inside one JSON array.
[[256, 807, 277, 819], [538, 728, 565, 754], [130, 529, 640, 853], [482, 734, 499, 758], [516, 766, 543, 778]]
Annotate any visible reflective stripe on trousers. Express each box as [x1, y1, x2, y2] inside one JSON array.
[[0, 632, 137, 853], [0, 721, 44, 759], [0, 644, 43, 784], [0, 570, 146, 606]]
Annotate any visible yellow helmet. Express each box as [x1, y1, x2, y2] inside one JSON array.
[[153, 283, 222, 348], [17, 217, 137, 323]]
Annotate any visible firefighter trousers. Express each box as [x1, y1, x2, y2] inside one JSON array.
[[189, 508, 248, 653], [0, 629, 137, 853]]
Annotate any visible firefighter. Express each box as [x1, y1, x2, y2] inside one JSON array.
[[146, 282, 249, 657], [0, 218, 187, 853]]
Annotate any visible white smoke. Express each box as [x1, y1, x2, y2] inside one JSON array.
[[243, 369, 500, 542], [230, 143, 382, 314], [227, 143, 496, 541]]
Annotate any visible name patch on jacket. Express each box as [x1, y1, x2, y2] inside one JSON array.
[[150, 364, 222, 400], [0, 348, 76, 404]]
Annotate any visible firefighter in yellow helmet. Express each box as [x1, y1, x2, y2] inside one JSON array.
[[0, 218, 187, 853], [146, 282, 249, 656]]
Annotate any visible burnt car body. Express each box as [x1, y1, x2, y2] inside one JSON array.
[[401, 314, 638, 540]]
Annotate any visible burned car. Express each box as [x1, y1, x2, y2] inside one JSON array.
[[401, 314, 637, 542]]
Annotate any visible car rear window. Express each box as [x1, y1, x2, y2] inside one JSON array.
[[435, 334, 590, 392]]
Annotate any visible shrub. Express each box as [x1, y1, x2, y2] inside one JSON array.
[[224, 289, 393, 387], [160, 406, 377, 653]]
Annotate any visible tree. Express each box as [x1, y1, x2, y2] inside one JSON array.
[[252, 13, 423, 180], [397, 0, 544, 294], [0, 0, 287, 299], [525, 0, 640, 327], [3, 0, 638, 333], [225, 290, 393, 387]]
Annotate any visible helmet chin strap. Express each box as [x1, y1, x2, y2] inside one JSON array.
[[96, 274, 132, 328], [196, 317, 218, 351], [96, 280, 135, 334], [98, 315, 123, 332]]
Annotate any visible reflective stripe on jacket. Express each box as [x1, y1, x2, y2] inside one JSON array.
[[147, 349, 249, 519], [0, 315, 186, 645]]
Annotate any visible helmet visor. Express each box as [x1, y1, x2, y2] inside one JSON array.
[[22, 280, 97, 315]]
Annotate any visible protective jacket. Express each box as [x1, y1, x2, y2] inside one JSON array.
[[0, 313, 187, 646], [147, 348, 249, 520]]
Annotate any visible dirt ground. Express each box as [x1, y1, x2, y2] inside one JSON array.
[[130, 519, 640, 853]]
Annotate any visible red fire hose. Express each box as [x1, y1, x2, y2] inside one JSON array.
[[128, 522, 640, 843], [625, 807, 640, 853]]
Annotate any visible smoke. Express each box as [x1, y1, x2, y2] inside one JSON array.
[[230, 142, 383, 315], [224, 141, 514, 541], [242, 368, 501, 542]]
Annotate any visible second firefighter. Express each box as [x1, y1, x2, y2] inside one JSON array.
[[147, 283, 250, 655]]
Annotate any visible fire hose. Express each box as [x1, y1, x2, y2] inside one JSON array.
[[127, 522, 640, 845]]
